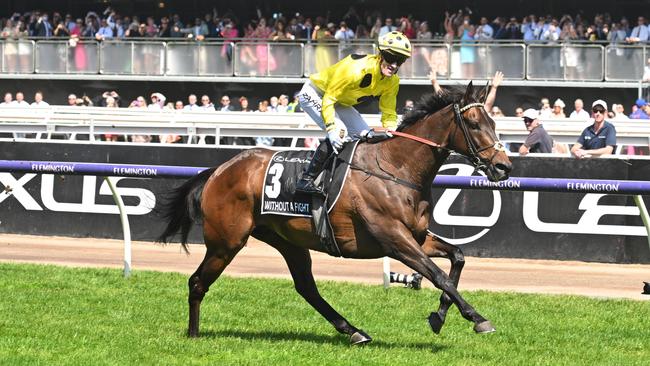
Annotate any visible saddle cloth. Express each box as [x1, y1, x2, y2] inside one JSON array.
[[260, 141, 359, 217]]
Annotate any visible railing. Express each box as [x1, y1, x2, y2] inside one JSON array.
[[1, 38, 649, 82], [0, 106, 649, 150]]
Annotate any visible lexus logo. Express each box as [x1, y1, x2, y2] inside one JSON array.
[[430, 163, 502, 245]]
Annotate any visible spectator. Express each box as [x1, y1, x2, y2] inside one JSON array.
[[286, 92, 302, 113], [514, 107, 524, 117], [95, 18, 113, 40], [369, 17, 382, 39], [183, 94, 200, 111], [519, 109, 554, 155], [34, 13, 53, 37], [569, 98, 590, 120], [379, 18, 396, 37], [66, 94, 77, 106], [474, 17, 494, 40], [610, 104, 629, 120], [402, 99, 414, 114], [417, 21, 432, 39], [268, 96, 279, 112], [53, 19, 70, 37], [103, 96, 120, 142], [355, 24, 369, 39], [483, 70, 504, 113], [270, 20, 294, 41], [0, 93, 12, 107], [255, 100, 274, 146], [490, 106, 505, 117], [218, 95, 235, 112], [502, 17, 522, 39], [174, 100, 184, 110], [148, 92, 166, 110], [629, 99, 649, 119], [571, 100, 617, 158], [334, 21, 354, 42], [170, 14, 184, 38], [158, 17, 171, 38], [31, 91, 49, 107], [539, 97, 552, 118], [200, 95, 215, 111], [129, 96, 147, 109], [11, 92, 29, 107], [550, 98, 566, 118], [277, 94, 290, 113], [625, 16, 648, 43], [399, 17, 416, 39], [239, 96, 252, 112]]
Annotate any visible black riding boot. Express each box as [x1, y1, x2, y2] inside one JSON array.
[[295, 140, 333, 194]]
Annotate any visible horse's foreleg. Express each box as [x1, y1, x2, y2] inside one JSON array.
[[267, 236, 371, 345], [392, 236, 494, 334], [421, 234, 465, 333]]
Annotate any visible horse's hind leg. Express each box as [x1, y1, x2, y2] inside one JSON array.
[[188, 222, 248, 337], [257, 230, 371, 345], [421, 235, 465, 334]]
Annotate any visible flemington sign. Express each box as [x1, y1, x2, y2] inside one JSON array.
[[0, 142, 648, 263]]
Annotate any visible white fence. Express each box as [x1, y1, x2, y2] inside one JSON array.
[[0, 106, 648, 150]]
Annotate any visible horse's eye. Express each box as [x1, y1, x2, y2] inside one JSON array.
[[469, 121, 481, 130]]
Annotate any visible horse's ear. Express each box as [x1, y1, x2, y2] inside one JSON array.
[[462, 81, 474, 104], [478, 81, 489, 103]]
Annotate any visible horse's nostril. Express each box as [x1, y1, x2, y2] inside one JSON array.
[[495, 163, 512, 173]]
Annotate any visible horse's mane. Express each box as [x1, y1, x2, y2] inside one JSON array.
[[398, 87, 469, 131]]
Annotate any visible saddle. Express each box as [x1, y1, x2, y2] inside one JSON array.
[[260, 141, 360, 256]]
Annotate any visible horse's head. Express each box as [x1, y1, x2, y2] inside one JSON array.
[[443, 81, 512, 181]]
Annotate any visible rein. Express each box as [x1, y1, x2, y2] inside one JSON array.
[[358, 102, 505, 191]]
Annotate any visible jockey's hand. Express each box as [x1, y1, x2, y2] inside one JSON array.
[[327, 126, 348, 153]]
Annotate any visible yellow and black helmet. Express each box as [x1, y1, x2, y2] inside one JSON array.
[[377, 31, 412, 58]]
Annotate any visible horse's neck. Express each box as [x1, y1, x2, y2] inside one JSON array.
[[380, 111, 452, 188]]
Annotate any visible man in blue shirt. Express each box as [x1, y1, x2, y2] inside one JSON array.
[[571, 100, 617, 159]]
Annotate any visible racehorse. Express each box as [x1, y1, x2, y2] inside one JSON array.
[[158, 81, 512, 344]]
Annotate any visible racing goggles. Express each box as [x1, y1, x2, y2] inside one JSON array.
[[381, 51, 408, 66]]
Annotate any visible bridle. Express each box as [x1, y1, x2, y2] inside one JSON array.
[[380, 102, 506, 172], [349, 102, 506, 191], [449, 103, 506, 172]]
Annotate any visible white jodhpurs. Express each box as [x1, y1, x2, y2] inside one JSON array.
[[297, 80, 370, 139]]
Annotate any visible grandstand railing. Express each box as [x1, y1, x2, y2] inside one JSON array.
[[1, 38, 649, 83], [0, 106, 648, 150]]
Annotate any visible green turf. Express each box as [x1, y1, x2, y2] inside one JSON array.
[[0, 263, 648, 365]]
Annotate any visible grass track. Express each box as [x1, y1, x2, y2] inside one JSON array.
[[1, 263, 649, 365]]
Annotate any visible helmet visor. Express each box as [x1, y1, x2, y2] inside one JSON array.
[[381, 50, 408, 66]]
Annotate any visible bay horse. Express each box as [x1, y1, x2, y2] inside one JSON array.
[[158, 82, 512, 344]]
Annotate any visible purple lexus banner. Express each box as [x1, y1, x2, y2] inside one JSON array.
[[0, 160, 649, 195]]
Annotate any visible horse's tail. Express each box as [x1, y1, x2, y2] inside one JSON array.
[[156, 167, 217, 252]]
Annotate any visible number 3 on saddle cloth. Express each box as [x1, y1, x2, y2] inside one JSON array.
[[261, 141, 360, 257]]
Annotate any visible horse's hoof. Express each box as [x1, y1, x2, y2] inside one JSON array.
[[350, 330, 372, 345], [474, 321, 496, 334], [428, 312, 444, 334]]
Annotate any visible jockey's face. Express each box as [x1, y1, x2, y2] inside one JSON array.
[[380, 59, 399, 77]]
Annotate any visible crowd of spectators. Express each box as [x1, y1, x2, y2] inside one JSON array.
[[2, 6, 650, 45], [0, 89, 306, 146]]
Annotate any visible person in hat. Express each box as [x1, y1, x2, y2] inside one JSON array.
[[550, 98, 566, 119], [295, 31, 411, 194], [629, 98, 649, 119], [519, 109, 554, 155], [571, 100, 617, 158]]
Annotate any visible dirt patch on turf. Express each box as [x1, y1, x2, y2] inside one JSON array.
[[1, 234, 648, 300]]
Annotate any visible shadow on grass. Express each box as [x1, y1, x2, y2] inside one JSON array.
[[199, 329, 447, 352]]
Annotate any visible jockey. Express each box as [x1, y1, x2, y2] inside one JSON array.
[[295, 31, 412, 194]]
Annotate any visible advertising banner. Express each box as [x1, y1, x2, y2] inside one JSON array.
[[0, 142, 648, 263]]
